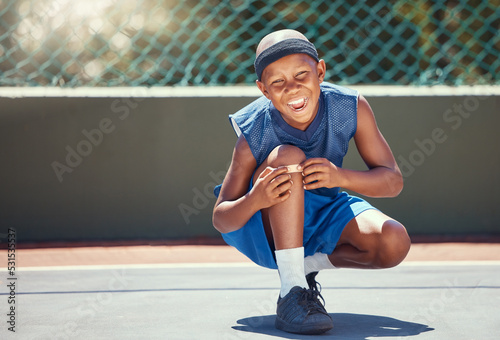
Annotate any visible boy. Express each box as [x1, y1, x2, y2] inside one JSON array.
[[212, 29, 411, 335]]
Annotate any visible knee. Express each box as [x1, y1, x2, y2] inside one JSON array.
[[266, 145, 306, 168], [375, 221, 411, 269]]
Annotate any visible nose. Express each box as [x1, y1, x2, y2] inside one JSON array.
[[285, 78, 301, 93]]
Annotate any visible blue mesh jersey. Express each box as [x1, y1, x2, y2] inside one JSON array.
[[229, 82, 357, 197], [215, 82, 376, 269]]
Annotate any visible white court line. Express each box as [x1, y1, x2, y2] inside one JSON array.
[[3, 260, 500, 272], [2, 262, 257, 272], [1, 85, 500, 98]]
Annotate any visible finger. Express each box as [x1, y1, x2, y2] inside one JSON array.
[[267, 168, 293, 186], [258, 166, 286, 183], [303, 181, 321, 190], [274, 184, 291, 197], [273, 166, 291, 175], [275, 178, 293, 193], [271, 173, 292, 186], [303, 172, 322, 184], [277, 189, 291, 201], [298, 161, 309, 172], [299, 158, 323, 169], [303, 174, 323, 189], [258, 166, 274, 179], [302, 164, 322, 176], [262, 166, 288, 179], [268, 179, 292, 200], [301, 161, 327, 175]]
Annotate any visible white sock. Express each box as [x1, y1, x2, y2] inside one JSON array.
[[304, 252, 336, 275], [275, 247, 308, 298]]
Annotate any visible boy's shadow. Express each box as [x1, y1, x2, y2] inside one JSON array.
[[233, 313, 434, 339]]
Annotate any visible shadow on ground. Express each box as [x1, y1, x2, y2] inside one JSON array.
[[232, 313, 434, 339]]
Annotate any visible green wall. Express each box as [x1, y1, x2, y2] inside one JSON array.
[[0, 93, 498, 243]]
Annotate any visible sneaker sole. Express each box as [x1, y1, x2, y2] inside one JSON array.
[[275, 316, 333, 335]]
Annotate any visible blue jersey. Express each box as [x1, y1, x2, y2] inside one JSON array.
[[215, 82, 375, 269], [229, 82, 358, 197]]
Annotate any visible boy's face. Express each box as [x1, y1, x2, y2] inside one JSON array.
[[256, 53, 326, 131]]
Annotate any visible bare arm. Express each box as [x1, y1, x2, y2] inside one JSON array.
[[212, 135, 292, 233], [301, 95, 403, 197]]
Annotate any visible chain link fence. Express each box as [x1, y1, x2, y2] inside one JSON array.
[[0, 0, 498, 87]]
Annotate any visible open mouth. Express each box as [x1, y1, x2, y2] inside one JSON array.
[[287, 97, 308, 112]]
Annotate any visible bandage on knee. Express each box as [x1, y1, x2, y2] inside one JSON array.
[[286, 164, 302, 173]]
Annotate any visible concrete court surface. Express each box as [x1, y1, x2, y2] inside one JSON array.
[[1, 245, 500, 340]]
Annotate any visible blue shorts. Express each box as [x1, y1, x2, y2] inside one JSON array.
[[214, 184, 376, 269]]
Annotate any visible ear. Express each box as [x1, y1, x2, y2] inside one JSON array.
[[317, 59, 326, 83], [256, 80, 270, 99]]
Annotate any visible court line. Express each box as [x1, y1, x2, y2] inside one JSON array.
[[2, 260, 500, 272], [1, 285, 499, 297]]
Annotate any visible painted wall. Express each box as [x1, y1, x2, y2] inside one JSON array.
[[0, 93, 498, 243]]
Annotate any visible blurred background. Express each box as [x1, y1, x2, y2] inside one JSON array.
[[0, 0, 499, 244]]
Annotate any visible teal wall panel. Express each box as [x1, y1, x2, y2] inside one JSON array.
[[0, 94, 498, 242]]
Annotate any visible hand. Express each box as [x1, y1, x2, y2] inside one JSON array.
[[300, 158, 342, 190], [251, 166, 293, 209]]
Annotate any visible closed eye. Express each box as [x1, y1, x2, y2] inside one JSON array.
[[296, 71, 308, 78]]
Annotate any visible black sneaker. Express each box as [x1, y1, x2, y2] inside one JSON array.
[[275, 286, 333, 335]]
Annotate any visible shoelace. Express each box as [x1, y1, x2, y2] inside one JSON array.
[[298, 288, 326, 313], [309, 278, 322, 293], [307, 274, 325, 306]]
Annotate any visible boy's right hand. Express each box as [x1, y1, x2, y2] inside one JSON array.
[[251, 166, 293, 210]]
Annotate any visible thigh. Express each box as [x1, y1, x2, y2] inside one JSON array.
[[330, 209, 410, 268], [337, 209, 405, 250]]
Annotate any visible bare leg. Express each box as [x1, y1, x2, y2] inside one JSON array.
[[254, 145, 334, 335], [329, 209, 411, 269], [253, 145, 307, 251], [253, 146, 410, 272]]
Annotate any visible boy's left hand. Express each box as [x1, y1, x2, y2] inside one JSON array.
[[299, 158, 343, 190]]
